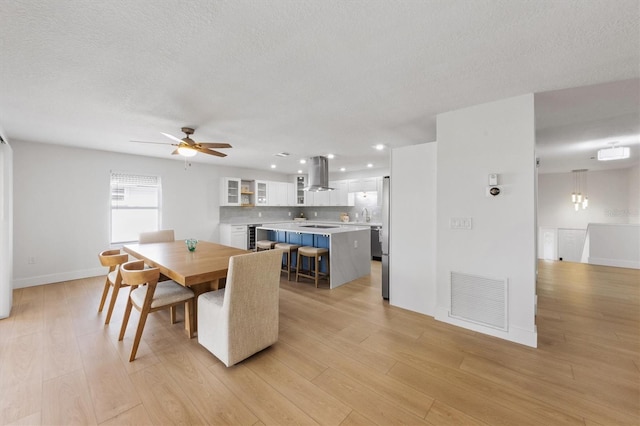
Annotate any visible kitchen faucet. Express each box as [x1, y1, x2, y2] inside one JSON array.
[[362, 208, 370, 222]]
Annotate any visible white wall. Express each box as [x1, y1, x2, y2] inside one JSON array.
[[435, 94, 537, 347], [389, 142, 437, 315], [0, 142, 13, 318], [12, 140, 288, 288], [537, 166, 639, 230]]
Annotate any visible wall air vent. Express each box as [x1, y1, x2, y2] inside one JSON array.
[[450, 271, 508, 331]]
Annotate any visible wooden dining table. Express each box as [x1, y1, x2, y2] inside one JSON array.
[[123, 240, 249, 337]]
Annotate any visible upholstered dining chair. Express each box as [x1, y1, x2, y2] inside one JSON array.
[[118, 260, 195, 362], [197, 249, 282, 367], [98, 249, 129, 324], [138, 229, 175, 244]]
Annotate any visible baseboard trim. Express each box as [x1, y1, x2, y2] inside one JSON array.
[[588, 257, 640, 269], [435, 306, 537, 348], [12, 267, 104, 289]]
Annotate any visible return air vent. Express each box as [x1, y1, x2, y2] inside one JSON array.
[[450, 272, 508, 331]]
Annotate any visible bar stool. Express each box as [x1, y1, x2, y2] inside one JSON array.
[[256, 240, 277, 251], [274, 242, 301, 280], [296, 246, 329, 288]]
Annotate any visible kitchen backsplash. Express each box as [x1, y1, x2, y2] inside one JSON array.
[[220, 191, 381, 224]]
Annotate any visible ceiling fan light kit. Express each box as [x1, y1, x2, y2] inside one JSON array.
[[132, 127, 231, 158]]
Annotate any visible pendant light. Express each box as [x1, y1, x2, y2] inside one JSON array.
[[570, 169, 588, 211]]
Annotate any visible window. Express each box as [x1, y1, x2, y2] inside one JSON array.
[[110, 173, 161, 244]]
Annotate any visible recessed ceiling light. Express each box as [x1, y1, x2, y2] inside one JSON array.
[[375, 144, 385, 150], [367, 163, 373, 168], [340, 167, 346, 172], [270, 164, 277, 169], [297, 169, 303, 174], [299, 159, 306, 164], [327, 153, 335, 159], [275, 152, 290, 157]]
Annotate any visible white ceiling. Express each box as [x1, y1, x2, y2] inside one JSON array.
[[0, 0, 638, 175]]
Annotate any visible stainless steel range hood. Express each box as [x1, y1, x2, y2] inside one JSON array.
[[304, 156, 334, 192]]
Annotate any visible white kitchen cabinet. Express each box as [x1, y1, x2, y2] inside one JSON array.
[[220, 177, 242, 206], [330, 180, 354, 206], [286, 182, 295, 206], [219, 224, 247, 249], [255, 180, 268, 206], [294, 175, 307, 206], [348, 177, 378, 193], [268, 181, 289, 206], [312, 189, 330, 206]]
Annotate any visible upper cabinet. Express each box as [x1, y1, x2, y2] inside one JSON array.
[[221, 177, 242, 206], [268, 181, 289, 206], [330, 180, 354, 206], [255, 180, 268, 206], [294, 175, 306, 206], [348, 177, 377, 193]]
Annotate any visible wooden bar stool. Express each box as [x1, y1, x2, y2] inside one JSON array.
[[274, 243, 301, 280], [296, 246, 329, 288], [256, 240, 277, 251]]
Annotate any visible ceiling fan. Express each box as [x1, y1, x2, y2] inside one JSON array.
[[132, 127, 232, 157]]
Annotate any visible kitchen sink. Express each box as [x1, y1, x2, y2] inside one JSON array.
[[299, 224, 339, 229]]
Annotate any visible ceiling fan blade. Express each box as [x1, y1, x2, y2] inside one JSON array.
[[171, 149, 179, 155], [197, 147, 227, 157], [198, 143, 232, 149], [161, 132, 184, 144], [131, 140, 175, 146]]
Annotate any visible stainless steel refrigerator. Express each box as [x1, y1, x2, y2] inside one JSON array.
[[381, 176, 390, 299]]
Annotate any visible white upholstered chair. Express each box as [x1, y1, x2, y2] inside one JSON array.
[[198, 249, 282, 367], [138, 229, 175, 244], [118, 260, 195, 362]]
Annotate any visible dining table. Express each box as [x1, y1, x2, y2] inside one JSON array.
[[123, 240, 249, 337]]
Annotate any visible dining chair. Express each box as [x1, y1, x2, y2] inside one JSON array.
[[98, 249, 129, 324], [197, 249, 282, 367], [138, 229, 175, 244], [118, 260, 195, 362]]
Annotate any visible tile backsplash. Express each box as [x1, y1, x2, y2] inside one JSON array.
[[220, 191, 382, 224]]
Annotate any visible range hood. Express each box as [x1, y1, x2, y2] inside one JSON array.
[[304, 156, 334, 192]]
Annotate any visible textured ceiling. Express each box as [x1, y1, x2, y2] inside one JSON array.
[[0, 0, 638, 174]]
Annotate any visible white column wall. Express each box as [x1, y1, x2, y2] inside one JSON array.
[[0, 142, 13, 318], [389, 142, 437, 315], [435, 94, 537, 347]]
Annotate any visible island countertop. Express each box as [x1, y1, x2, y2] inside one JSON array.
[[258, 222, 371, 235]]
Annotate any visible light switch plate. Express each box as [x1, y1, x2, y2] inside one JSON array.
[[450, 217, 473, 230]]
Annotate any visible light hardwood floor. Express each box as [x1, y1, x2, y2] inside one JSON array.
[[0, 260, 638, 425]]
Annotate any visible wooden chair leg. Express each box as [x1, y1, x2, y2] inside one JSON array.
[[98, 277, 111, 312], [184, 300, 194, 338], [104, 283, 121, 325], [129, 308, 150, 362], [170, 306, 177, 324], [295, 251, 301, 282], [118, 297, 133, 341], [315, 255, 320, 288]]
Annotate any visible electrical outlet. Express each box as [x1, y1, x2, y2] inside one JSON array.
[[258, 212, 262, 217], [288, 211, 291, 216], [354, 240, 358, 248], [28, 256, 36, 264], [314, 211, 317, 217]]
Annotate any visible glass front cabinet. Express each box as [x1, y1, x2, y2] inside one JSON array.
[[294, 175, 306, 206], [220, 177, 241, 206]]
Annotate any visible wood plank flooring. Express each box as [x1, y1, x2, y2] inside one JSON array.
[[0, 260, 638, 425]]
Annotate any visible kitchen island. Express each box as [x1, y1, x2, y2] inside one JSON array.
[[257, 222, 371, 288]]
